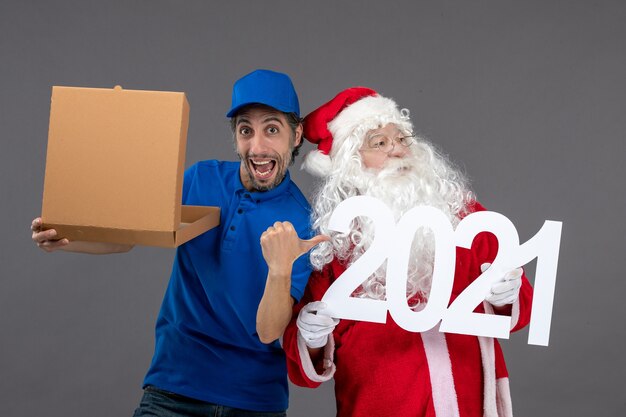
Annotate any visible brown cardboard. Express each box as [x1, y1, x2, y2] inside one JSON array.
[[41, 85, 220, 247]]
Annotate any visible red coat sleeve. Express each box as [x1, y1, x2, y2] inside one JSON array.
[[283, 265, 334, 387]]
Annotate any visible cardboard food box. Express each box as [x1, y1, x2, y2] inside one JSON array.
[[41, 85, 220, 247]]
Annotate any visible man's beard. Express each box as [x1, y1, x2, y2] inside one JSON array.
[[238, 149, 290, 192]]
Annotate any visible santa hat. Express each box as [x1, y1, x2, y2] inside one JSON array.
[[301, 87, 411, 177]]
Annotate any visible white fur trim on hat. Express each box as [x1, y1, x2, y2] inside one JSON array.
[[302, 149, 333, 177]]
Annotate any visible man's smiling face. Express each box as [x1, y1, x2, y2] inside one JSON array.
[[234, 105, 302, 192]]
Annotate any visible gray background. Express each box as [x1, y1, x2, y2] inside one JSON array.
[[1, 0, 624, 416]]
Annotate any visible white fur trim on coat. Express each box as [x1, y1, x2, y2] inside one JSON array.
[[496, 377, 513, 417], [296, 330, 336, 383], [478, 335, 498, 417], [480, 301, 515, 416], [421, 325, 461, 417]]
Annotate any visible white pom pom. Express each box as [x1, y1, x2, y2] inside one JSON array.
[[301, 149, 332, 177]]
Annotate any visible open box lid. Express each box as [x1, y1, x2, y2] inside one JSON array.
[[41, 85, 220, 247]]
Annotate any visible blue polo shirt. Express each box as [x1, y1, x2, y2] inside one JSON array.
[[143, 160, 312, 411]]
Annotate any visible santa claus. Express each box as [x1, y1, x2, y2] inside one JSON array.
[[283, 87, 533, 417]]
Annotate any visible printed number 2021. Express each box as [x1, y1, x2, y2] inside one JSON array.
[[320, 196, 562, 346]]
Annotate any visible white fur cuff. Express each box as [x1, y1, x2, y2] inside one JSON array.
[[296, 330, 336, 383]]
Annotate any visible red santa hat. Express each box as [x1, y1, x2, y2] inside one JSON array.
[[302, 87, 411, 177]]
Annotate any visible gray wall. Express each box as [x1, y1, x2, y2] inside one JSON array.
[[1, 1, 624, 416]]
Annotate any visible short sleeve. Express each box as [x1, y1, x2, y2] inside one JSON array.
[[290, 253, 313, 303], [289, 207, 314, 302]]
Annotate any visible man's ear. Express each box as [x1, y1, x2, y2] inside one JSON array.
[[294, 123, 303, 147]]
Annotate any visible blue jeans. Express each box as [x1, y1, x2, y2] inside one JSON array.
[[133, 386, 287, 417]]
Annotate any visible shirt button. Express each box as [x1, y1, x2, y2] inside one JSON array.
[[237, 208, 243, 214], [230, 226, 236, 231], [244, 193, 250, 199]]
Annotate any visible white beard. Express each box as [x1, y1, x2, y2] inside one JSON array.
[[311, 148, 470, 306], [354, 158, 449, 219]]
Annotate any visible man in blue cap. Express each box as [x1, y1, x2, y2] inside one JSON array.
[[31, 69, 325, 416]]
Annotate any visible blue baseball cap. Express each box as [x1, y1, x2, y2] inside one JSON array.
[[226, 69, 300, 117]]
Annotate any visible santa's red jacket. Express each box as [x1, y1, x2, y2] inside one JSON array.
[[283, 203, 533, 417]]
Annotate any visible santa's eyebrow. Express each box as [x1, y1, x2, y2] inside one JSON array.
[[366, 132, 383, 139], [367, 129, 406, 139]]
